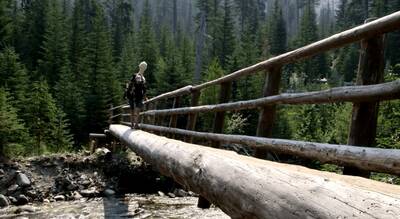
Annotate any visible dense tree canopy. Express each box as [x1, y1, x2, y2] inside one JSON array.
[[0, 0, 399, 157]]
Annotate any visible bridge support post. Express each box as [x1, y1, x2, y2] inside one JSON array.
[[185, 90, 200, 143], [344, 18, 385, 178], [168, 97, 181, 138], [255, 65, 282, 159], [211, 82, 231, 148]]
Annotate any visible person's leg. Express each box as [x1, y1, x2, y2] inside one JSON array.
[[130, 108, 135, 128], [133, 108, 140, 129]]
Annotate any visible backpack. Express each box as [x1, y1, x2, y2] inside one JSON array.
[[125, 73, 146, 100]]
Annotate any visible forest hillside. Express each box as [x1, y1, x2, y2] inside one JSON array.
[[0, 0, 399, 157]]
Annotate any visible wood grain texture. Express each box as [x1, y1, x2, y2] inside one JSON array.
[[123, 123, 400, 175], [110, 125, 400, 219]]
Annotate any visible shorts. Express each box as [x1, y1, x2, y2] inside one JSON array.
[[129, 99, 144, 110]]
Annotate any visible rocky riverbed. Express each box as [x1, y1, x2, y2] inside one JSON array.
[[0, 149, 228, 218]]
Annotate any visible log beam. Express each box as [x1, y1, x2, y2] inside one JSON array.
[[141, 80, 400, 117], [109, 125, 400, 219], [122, 123, 400, 175]]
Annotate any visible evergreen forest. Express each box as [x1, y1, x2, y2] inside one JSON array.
[[0, 0, 399, 159]]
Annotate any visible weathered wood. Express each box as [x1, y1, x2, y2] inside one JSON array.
[[110, 125, 400, 219], [168, 97, 180, 138], [211, 82, 231, 148], [123, 123, 400, 175], [141, 80, 400, 117], [255, 65, 282, 159], [185, 91, 201, 143], [344, 19, 386, 178]]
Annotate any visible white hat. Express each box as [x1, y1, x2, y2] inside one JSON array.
[[139, 61, 147, 72]]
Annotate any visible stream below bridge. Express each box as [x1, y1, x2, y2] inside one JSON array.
[[0, 194, 229, 218]]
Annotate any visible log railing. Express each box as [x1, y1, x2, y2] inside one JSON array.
[[110, 12, 400, 177]]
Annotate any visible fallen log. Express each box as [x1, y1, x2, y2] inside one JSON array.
[[109, 124, 400, 219]]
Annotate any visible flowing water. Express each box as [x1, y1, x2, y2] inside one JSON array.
[[0, 194, 229, 219]]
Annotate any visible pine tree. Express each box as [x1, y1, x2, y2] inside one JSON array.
[[137, 0, 158, 95], [296, 1, 329, 84], [0, 0, 13, 48], [219, 0, 236, 70], [38, 0, 70, 88], [18, 0, 49, 70], [85, 1, 121, 133], [0, 89, 29, 157], [267, 0, 287, 56], [23, 81, 72, 154], [109, 0, 134, 59]]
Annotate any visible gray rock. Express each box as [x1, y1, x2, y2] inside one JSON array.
[[16, 173, 31, 187], [8, 196, 18, 204], [16, 195, 29, 205], [54, 195, 65, 201], [80, 188, 97, 197], [25, 190, 37, 198], [157, 191, 165, 197], [167, 192, 176, 198], [0, 168, 4, 175], [94, 148, 111, 157], [42, 199, 50, 203], [174, 189, 188, 197], [16, 206, 36, 213], [104, 189, 115, 197], [0, 194, 9, 208], [72, 191, 82, 200], [7, 184, 19, 194]]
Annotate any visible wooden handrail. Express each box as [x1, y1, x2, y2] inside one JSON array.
[[143, 11, 400, 104], [121, 123, 400, 175], [140, 80, 400, 116]]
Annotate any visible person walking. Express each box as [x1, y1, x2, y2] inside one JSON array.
[[124, 61, 148, 129]]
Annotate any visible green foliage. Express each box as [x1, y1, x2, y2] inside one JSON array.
[[136, 0, 158, 95], [199, 59, 225, 129], [267, 0, 287, 56], [295, 1, 329, 84], [0, 48, 30, 106], [22, 81, 72, 154], [38, 0, 70, 87], [377, 72, 400, 149], [225, 113, 248, 135], [0, 89, 30, 157]]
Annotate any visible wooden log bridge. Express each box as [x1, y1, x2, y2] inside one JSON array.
[[110, 125, 400, 219], [104, 11, 400, 219]]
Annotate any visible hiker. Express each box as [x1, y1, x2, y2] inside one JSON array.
[[124, 61, 148, 129]]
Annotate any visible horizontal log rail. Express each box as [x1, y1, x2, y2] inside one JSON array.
[[120, 122, 400, 175], [109, 125, 400, 219], [141, 80, 400, 117], [143, 11, 400, 104]]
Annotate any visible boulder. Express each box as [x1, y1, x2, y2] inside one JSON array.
[[173, 189, 188, 197], [8, 196, 17, 204], [54, 195, 65, 201], [7, 184, 19, 194], [16, 173, 31, 187], [167, 193, 176, 198], [80, 188, 98, 197], [104, 189, 115, 197], [0, 194, 9, 208], [72, 191, 83, 200], [16, 194, 29, 206], [0, 168, 4, 175]]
